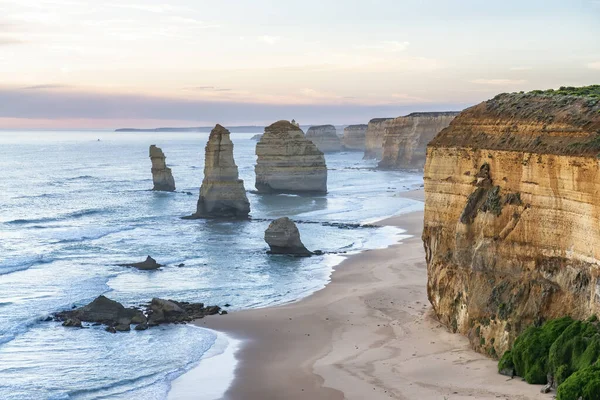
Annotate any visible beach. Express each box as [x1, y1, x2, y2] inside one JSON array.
[[193, 190, 551, 400]]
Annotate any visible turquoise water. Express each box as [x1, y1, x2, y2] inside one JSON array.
[[0, 130, 423, 399]]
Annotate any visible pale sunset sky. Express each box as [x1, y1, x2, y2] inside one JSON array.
[[0, 0, 599, 128]]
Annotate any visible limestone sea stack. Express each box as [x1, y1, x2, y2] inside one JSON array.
[[264, 217, 312, 256], [342, 124, 368, 151], [363, 118, 393, 160], [378, 112, 458, 170], [255, 120, 327, 193], [305, 125, 342, 152], [190, 124, 250, 218], [149, 145, 176, 191], [422, 87, 600, 357]]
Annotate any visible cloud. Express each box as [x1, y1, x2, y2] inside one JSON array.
[[259, 35, 282, 45], [357, 41, 410, 52], [22, 84, 69, 90], [587, 61, 600, 70], [182, 86, 232, 92], [470, 79, 527, 85]]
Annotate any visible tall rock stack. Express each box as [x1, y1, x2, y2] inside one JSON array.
[[189, 124, 250, 219], [149, 145, 176, 191], [363, 118, 393, 160], [306, 125, 342, 152], [342, 124, 368, 151], [378, 112, 458, 170], [255, 120, 327, 193]]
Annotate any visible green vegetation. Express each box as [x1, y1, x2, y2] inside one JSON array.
[[525, 85, 600, 99], [499, 316, 600, 399]]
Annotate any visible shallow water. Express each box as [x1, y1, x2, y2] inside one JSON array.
[[0, 130, 423, 399]]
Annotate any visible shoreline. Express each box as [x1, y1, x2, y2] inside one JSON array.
[[188, 189, 550, 399]]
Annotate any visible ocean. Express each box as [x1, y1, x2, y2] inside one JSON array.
[[0, 130, 423, 399]]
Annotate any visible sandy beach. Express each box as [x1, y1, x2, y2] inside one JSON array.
[[193, 190, 551, 400]]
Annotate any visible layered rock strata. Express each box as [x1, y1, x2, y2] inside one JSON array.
[[264, 217, 312, 256], [149, 145, 176, 191], [306, 125, 342, 152], [422, 90, 600, 358], [363, 118, 393, 160], [190, 124, 250, 218], [343, 124, 368, 151], [255, 121, 327, 193], [378, 112, 458, 169]]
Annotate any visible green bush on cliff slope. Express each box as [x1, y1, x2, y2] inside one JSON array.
[[499, 316, 600, 399], [526, 85, 600, 99]]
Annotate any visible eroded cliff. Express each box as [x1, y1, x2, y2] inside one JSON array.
[[306, 125, 342, 152], [378, 112, 458, 170], [343, 124, 368, 151], [363, 118, 393, 160], [423, 89, 600, 358]]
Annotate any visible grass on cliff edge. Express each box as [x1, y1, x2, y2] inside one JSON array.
[[499, 315, 600, 399], [508, 85, 600, 99]]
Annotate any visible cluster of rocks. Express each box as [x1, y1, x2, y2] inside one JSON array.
[[149, 145, 176, 191], [53, 295, 223, 333], [255, 120, 327, 193], [305, 125, 343, 152]]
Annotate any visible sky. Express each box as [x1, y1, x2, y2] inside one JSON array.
[[0, 0, 599, 128]]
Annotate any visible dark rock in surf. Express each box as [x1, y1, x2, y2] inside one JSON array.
[[119, 256, 162, 271], [264, 217, 312, 256]]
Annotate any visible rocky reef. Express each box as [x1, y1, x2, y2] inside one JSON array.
[[363, 118, 393, 160], [378, 112, 458, 170], [255, 120, 327, 193], [306, 125, 342, 152], [342, 124, 368, 151], [149, 145, 176, 191], [264, 217, 312, 256], [423, 87, 600, 359], [188, 124, 250, 219]]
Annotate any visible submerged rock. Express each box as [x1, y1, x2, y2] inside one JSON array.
[[255, 121, 327, 193], [189, 124, 250, 219], [306, 125, 342, 152], [118, 255, 162, 270], [264, 217, 312, 256], [343, 124, 368, 151], [149, 145, 176, 191]]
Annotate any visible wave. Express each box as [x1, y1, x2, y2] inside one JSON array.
[[0, 255, 55, 276], [5, 208, 107, 226]]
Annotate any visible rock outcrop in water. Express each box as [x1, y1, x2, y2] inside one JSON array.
[[255, 120, 327, 193], [422, 87, 600, 358], [378, 112, 458, 170], [264, 217, 312, 256], [306, 125, 342, 152], [189, 124, 250, 219], [342, 124, 368, 151], [363, 118, 393, 160], [118, 256, 162, 271], [149, 145, 176, 191]]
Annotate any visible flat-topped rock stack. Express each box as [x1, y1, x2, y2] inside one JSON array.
[[149, 145, 176, 191], [378, 112, 458, 170], [189, 124, 250, 219], [306, 125, 342, 152], [342, 124, 368, 151], [255, 120, 327, 193], [363, 118, 393, 160]]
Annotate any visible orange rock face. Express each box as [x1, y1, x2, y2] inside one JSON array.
[[423, 92, 600, 357]]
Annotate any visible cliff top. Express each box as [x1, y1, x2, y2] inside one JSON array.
[[369, 118, 394, 123], [405, 111, 460, 118], [429, 86, 600, 157], [345, 124, 368, 129], [307, 125, 336, 131], [265, 120, 304, 133]]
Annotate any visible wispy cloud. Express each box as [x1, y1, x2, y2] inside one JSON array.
[[470, 79, 527, 85], [22, 84, 70, 90], [357, 41, 410, 52], [259, 35, 282, 45], [587, 61, 600, 70], [182, 86, 232, 92]]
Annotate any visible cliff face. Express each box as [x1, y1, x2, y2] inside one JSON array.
[[343, 124, 368, 151], [423, 92, 600, 357], [255, 120, 327, 193], [378, 112, 458, 170], [149, 145, 176, 191], [191, 124, 250, 218], [306, 125, 342, 152], [363, 118, 393, 160]]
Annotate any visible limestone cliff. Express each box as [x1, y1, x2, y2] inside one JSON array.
[[363, 118, 393, 160], [378, 112, 458, 170], [255, 120, 327, 193], [190, 124, 250, 218], [343, 124, 368, 151], [149, 145, 176, 191], [423, 89, 600, 358], [306, 125, 342, 152]]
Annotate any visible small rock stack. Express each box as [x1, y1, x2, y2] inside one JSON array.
[[149, 145, 176, 191]]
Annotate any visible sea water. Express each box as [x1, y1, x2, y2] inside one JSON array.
[[0, 130, 423, 399]]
